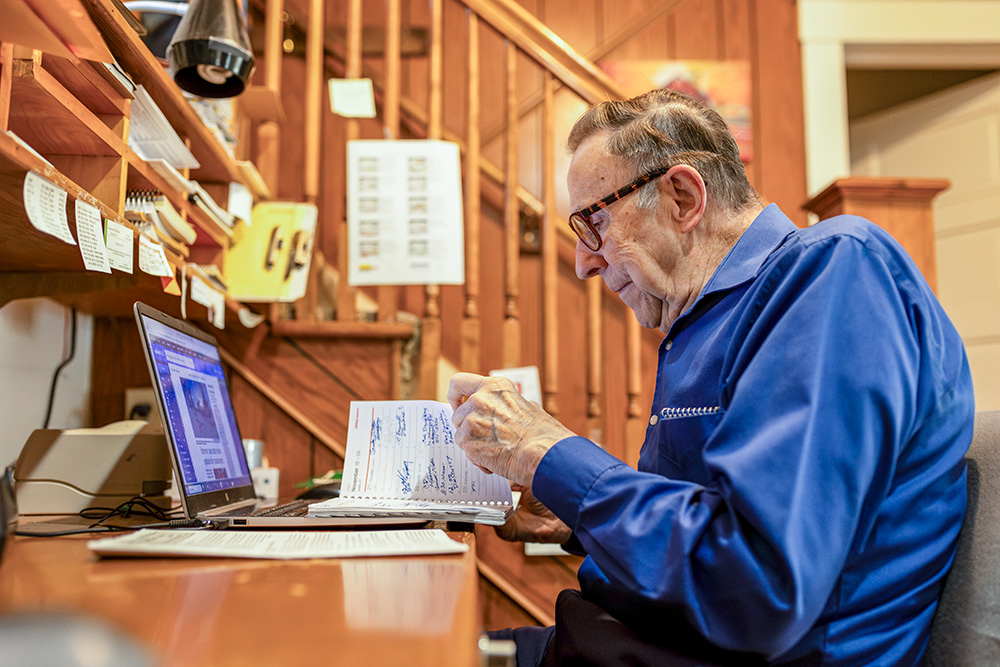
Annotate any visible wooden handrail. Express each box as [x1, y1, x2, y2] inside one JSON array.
[[458, 0, 624, 105]]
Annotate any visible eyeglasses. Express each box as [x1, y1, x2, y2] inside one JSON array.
[[568, 166, 670, 251]]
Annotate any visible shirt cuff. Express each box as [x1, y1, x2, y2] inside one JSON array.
[[534, 436, 627, 532]]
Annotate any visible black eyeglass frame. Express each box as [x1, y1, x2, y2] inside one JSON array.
[[568, 166, 671, 251]]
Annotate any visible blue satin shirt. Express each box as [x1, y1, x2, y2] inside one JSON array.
[[534, 204, 974, 665]]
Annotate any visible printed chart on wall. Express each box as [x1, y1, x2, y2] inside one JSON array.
[[346, 140, 465, 286]]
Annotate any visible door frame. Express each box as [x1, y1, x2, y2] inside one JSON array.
[[798, 0, 1000, 195]]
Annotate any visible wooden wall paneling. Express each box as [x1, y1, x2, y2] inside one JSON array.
[[477, 200, 507, 375], [228, 373, 328, 496], [751, 0, 806, 225], [555, 257, 589, 437], [599, 298, 629, 455], [719, 0, 758, 189], [278, 54, 307, 202], [540, 0, 600, 55], [479, 576, 543, 631], [476, 529, 582, 629], [670, 0, 720, 58], [441, 0, 468, 139], [90, 318, 160, 428]]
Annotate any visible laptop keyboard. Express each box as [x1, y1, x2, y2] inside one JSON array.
[[249, 499, 311, 517]]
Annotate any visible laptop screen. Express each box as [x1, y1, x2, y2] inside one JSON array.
[[135, 304, 253, 509]]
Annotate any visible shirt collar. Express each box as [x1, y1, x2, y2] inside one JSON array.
[[701, 203, 797, 295], [667, 204, 797, 337]]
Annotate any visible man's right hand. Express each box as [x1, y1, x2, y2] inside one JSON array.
[[496, 486, 572, 544]]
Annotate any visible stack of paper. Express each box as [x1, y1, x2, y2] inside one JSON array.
[[190, 181, 237, 229], [88, 528, 469, 560]]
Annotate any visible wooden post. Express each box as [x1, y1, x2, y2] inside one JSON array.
[[255, 0, 283, 195], [377, 0, 402, 322], [586, 278, 603, 444], [418, 0, 444, 399], [502, 40, 520, 370], [541, 72, 558, 417], [803, 176, 950, 293], [337, 0, 362, 323], [460, 10, 482, 374]]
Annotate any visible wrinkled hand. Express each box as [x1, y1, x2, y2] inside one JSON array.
[[448, 372, 575, 488], [496, 485, 572, 544]]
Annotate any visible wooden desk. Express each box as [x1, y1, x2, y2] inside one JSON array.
[[0, 530, 481, 666]]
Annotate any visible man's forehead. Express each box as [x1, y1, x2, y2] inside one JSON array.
[[568, 135, 627, 196]]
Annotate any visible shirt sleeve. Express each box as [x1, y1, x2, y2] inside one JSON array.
[[533, 234, 926, 657]]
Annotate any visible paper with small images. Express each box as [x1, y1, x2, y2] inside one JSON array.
[[23, 171, 74, 245], [74, 200, 111, 273], [346, 140, 465, 286]]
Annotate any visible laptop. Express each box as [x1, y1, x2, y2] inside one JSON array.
[[133, 301, 418, 529]]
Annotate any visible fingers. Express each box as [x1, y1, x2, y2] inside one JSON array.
[[446, 372, 488, 410]]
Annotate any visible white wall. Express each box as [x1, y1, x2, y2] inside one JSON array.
[[0, 299, 93, 467], [851, 73, 1000, 408], [799, 0, 1000, 193]]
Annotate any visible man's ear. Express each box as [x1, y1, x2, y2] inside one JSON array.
[[659, 165, 706, 233]]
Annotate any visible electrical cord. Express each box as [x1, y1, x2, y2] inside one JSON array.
[[14, 495, 219, 537], [42, 307, 77, 429]]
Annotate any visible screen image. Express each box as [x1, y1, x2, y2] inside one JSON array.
[[140, 315, 252, 496]]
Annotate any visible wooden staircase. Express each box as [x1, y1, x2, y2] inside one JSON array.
[[126, 0, 808, 630]]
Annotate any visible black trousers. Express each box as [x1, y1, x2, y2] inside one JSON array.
[[492, 589, 787, 667]]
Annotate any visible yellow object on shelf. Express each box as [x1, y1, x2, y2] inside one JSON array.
[[226, 201, 317, 302]]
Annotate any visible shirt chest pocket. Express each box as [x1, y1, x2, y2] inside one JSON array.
[[641, 406, 724, 482]]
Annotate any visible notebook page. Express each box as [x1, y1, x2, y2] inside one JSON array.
[[342, 400, 512, 505]]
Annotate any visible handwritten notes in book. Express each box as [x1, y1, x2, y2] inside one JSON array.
[[309, 401, 514, 526], [344, 400, 509, 503]]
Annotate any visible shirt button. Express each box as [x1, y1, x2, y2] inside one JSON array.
[[665, 340, 673, 351], [649, 415, 659, 426]]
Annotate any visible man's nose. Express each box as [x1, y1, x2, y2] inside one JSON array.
[[575, 240, 606, 280]]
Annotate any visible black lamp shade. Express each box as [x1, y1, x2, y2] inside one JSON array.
[[167, 0, 255, 98]]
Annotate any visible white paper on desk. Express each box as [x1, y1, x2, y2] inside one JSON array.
[[329, 78, 377, 118], [138, 233, 172, 277], [23, 171, 74, 245], [74, 200, 111, 273], [105, 219, 134, 273], [346, 140, 465, 286], [87, 528, 469, 560]]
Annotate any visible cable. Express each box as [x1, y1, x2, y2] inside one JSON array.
[[15, 518, 206, 538], [14, 496, 201, 538], [42, 307, 77, 429]]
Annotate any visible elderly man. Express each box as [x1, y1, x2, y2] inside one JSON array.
[[449, 88, 974, 666]]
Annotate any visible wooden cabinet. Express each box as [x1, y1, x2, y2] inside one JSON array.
[[0, 0, 256, 317]]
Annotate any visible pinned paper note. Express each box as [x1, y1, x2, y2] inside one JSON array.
[[138, 233, 172, 277], [191, 274, 226, 329], [329, 78, 377, 118], [347, 140, 465, 286], [104, 219, 134, 273], [74, 200, 111, 273], [23, 171, 75, 245]]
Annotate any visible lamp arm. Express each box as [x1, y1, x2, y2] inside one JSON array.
[[123, 1, 188, 17]]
